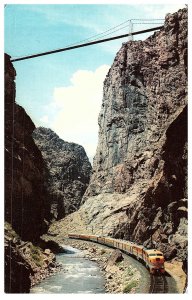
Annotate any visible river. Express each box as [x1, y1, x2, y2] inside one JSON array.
[[30, 245, 105, 294]]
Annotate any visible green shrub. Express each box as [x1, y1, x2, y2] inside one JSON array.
[[31, 245, 43, 267], [123, 280, 138, 293], [127, 267, 134, 276], [31, 253, 43, 267], [31, 246, 40, 255], [100, 249, 106, 255]]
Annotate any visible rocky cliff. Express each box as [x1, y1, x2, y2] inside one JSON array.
[[80, 8, 187, 265], [33, 127, 92, 220], [4, 54, 58, 292], [5, 53, 49, 241]]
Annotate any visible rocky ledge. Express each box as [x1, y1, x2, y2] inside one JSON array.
[[4, 222, 62, 293]]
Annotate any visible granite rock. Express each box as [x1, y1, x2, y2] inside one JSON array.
[[4, 54, 49, 241], [33, 127, 92, 220], [81, 8, 188, 266]]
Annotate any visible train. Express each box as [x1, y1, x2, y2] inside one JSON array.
[[68, 233, 165, 274]]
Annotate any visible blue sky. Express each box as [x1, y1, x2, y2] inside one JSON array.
[[4, 2, 185, 162]]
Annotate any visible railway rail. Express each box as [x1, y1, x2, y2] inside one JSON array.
[[149, 274, 168, 293]]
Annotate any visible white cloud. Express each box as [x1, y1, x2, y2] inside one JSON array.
[[50, 64, 110, 162]]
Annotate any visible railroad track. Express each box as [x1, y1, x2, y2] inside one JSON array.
[[149, 274, 168, 293]]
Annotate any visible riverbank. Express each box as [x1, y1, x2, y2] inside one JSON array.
[[41, 232, 150, 294], [30, 248, 62, 287], [41, 212, 150, 293], [31, 248, 105, 294], [63, 238, 150, 293]]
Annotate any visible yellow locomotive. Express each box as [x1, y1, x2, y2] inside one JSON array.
[[68, 234, 165, 274]]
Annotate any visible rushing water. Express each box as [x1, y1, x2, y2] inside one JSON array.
[[30, 245, 105, 294]]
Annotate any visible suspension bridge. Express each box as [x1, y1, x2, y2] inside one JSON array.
[[11, 18, 164, 62]]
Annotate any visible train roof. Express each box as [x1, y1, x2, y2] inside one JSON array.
[[145, 249, 164, 255]]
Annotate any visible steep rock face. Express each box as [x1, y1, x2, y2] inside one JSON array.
[[85, 8, 187, 198], [5, 54, 48, 241], [33, 127, 92, 220], [4, 54, 56, 293], [82, 8, 187, 264]]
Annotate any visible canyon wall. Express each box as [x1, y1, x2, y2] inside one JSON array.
[[81, 8, 187, 265], [33, 127, 92, 220], [5, 53, 49, 241], [4, 54, 57, 292]]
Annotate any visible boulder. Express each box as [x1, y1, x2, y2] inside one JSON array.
[[107, 250, 124, 267]]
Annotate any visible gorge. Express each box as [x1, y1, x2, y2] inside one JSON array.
[[4, 7, 188, 293]]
